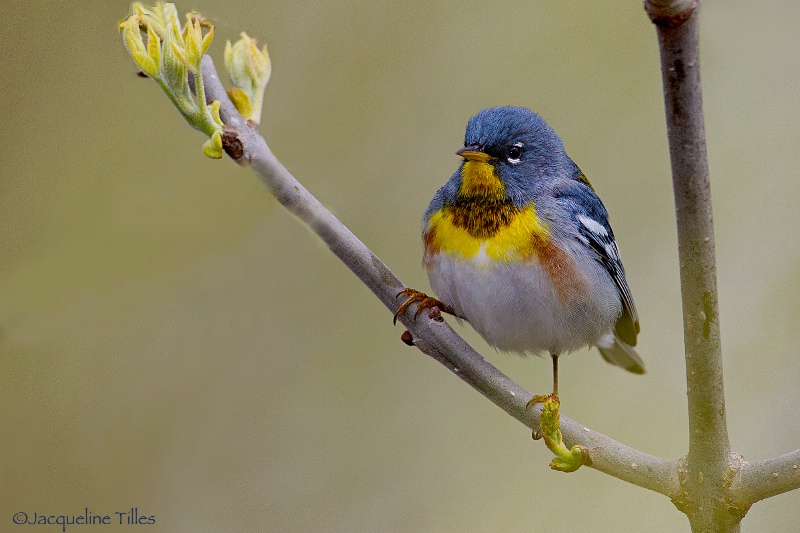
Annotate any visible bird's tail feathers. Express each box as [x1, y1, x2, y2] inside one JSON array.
[[597, 337, 646, 374]]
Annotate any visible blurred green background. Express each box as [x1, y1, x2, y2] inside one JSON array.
[[2, 1, 799, 531]]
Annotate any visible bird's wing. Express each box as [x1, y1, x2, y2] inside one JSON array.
[[575, 212, 640, 346]]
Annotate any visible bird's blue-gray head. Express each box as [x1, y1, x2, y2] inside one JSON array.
[[455, 106, 576, 203]]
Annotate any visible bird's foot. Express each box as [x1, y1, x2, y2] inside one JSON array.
[[393, 288, 456, 324], [526, 393, 591, 473]]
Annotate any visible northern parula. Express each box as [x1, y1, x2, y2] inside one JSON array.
[[396, 106, 644, 402]]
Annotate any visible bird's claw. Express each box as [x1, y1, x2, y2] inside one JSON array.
[[526, 393, 553, 411], [394, 288, 447, 325]]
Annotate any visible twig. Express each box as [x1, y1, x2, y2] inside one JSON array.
[[732, 449, 800, 507], [200, 55, 680, 497]]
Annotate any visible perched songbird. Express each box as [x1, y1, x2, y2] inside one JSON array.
[[396, 106, 644, 402]]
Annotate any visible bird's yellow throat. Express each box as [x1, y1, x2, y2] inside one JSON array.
[[458, 160, 505, 199], [424, 160, 551, 263]]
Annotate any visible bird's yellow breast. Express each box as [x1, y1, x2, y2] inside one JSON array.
[[424, 204, 551, 263], [425, 159, 551, 263], [424, 160, 581, 300]]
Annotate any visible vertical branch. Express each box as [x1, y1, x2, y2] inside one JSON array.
[[646, 1, 742, 530]]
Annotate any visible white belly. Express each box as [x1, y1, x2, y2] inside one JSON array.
[[426, 252, 620, 356]]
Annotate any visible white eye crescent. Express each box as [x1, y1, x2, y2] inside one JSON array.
[[506, 143, 523, 164]]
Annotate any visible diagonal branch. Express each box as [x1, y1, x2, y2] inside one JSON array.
[[200, 55, 680, 498]]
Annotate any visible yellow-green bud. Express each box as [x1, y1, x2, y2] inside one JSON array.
[[224, 33, 271, 124]]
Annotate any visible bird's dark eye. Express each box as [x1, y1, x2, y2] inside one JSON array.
[[506, 144, 523, 162]]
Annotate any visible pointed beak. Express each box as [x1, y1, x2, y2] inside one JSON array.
[[456, 145, 492, 163]]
